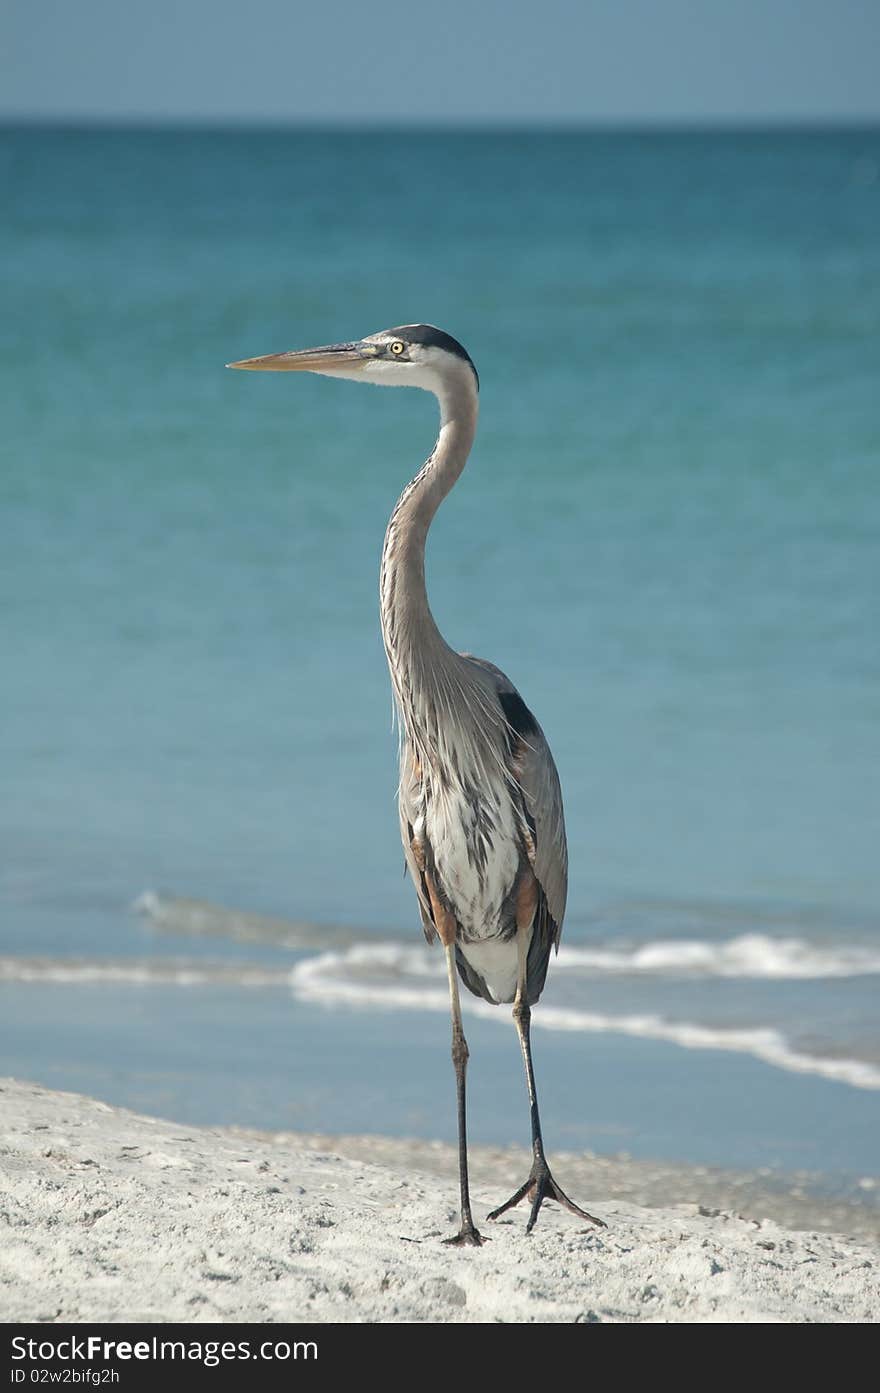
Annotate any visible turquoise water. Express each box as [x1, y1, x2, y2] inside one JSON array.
[[2, 126, 879, 1177]]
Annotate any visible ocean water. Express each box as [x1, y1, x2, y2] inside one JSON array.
[[1, 126, 879, 1180]]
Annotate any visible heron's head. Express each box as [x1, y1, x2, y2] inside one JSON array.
[[227, 324, 479, 398]]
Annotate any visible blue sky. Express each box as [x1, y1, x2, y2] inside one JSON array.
[[3, 0, 879, 124]]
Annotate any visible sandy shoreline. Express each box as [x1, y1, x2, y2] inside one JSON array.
[[1, 1078, 877, 1323]]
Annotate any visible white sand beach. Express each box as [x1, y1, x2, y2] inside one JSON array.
[[1, 1078, 877, 1324]]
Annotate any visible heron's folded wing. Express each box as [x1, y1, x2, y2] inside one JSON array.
[[461, 654, 569, 945], [512, 720, 568, 945]]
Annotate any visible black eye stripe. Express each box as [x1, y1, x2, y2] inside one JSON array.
[[384, 324, 479, 390]]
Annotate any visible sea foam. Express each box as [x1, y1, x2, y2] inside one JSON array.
[[290, 944, 880, 1092], [555, 934, 880, 979], [0, 957, 289, 988]]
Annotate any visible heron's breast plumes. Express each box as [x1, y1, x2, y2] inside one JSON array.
[[423, 768, 522, 945]]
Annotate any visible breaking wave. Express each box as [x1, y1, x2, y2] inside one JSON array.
[[556, 934, 880, 979], [134, 893, 880, 981], [0, 956, 290, 988], [290, 945, 880, 1092], [6, 893, 878, 1093]]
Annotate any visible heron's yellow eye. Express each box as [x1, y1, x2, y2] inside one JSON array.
[[390, 341, 405, 355]]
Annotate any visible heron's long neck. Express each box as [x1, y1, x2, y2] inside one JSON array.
[[380, 381, 478, 735]]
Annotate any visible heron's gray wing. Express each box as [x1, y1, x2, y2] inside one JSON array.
[[398, 740, 437, 945], [463, 656, 568, 941], [510, 712, 568, 940], [513, 718, 568, 1003]]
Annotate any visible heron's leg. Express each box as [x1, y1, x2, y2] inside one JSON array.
[[487, 923, 604, 1234], [441, 942, 484, 1247]]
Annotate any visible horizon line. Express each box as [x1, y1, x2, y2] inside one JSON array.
[[2, 113, 880, 135]]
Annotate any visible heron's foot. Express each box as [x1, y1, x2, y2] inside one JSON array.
[[487, 1159, 605, 1235], [443, 1220, 486, 1247]]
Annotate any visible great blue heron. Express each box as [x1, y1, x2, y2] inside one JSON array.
[[229, 325, 603, 1245]]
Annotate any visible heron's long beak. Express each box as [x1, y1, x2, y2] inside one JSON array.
[[226, 342, 368, 372]]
